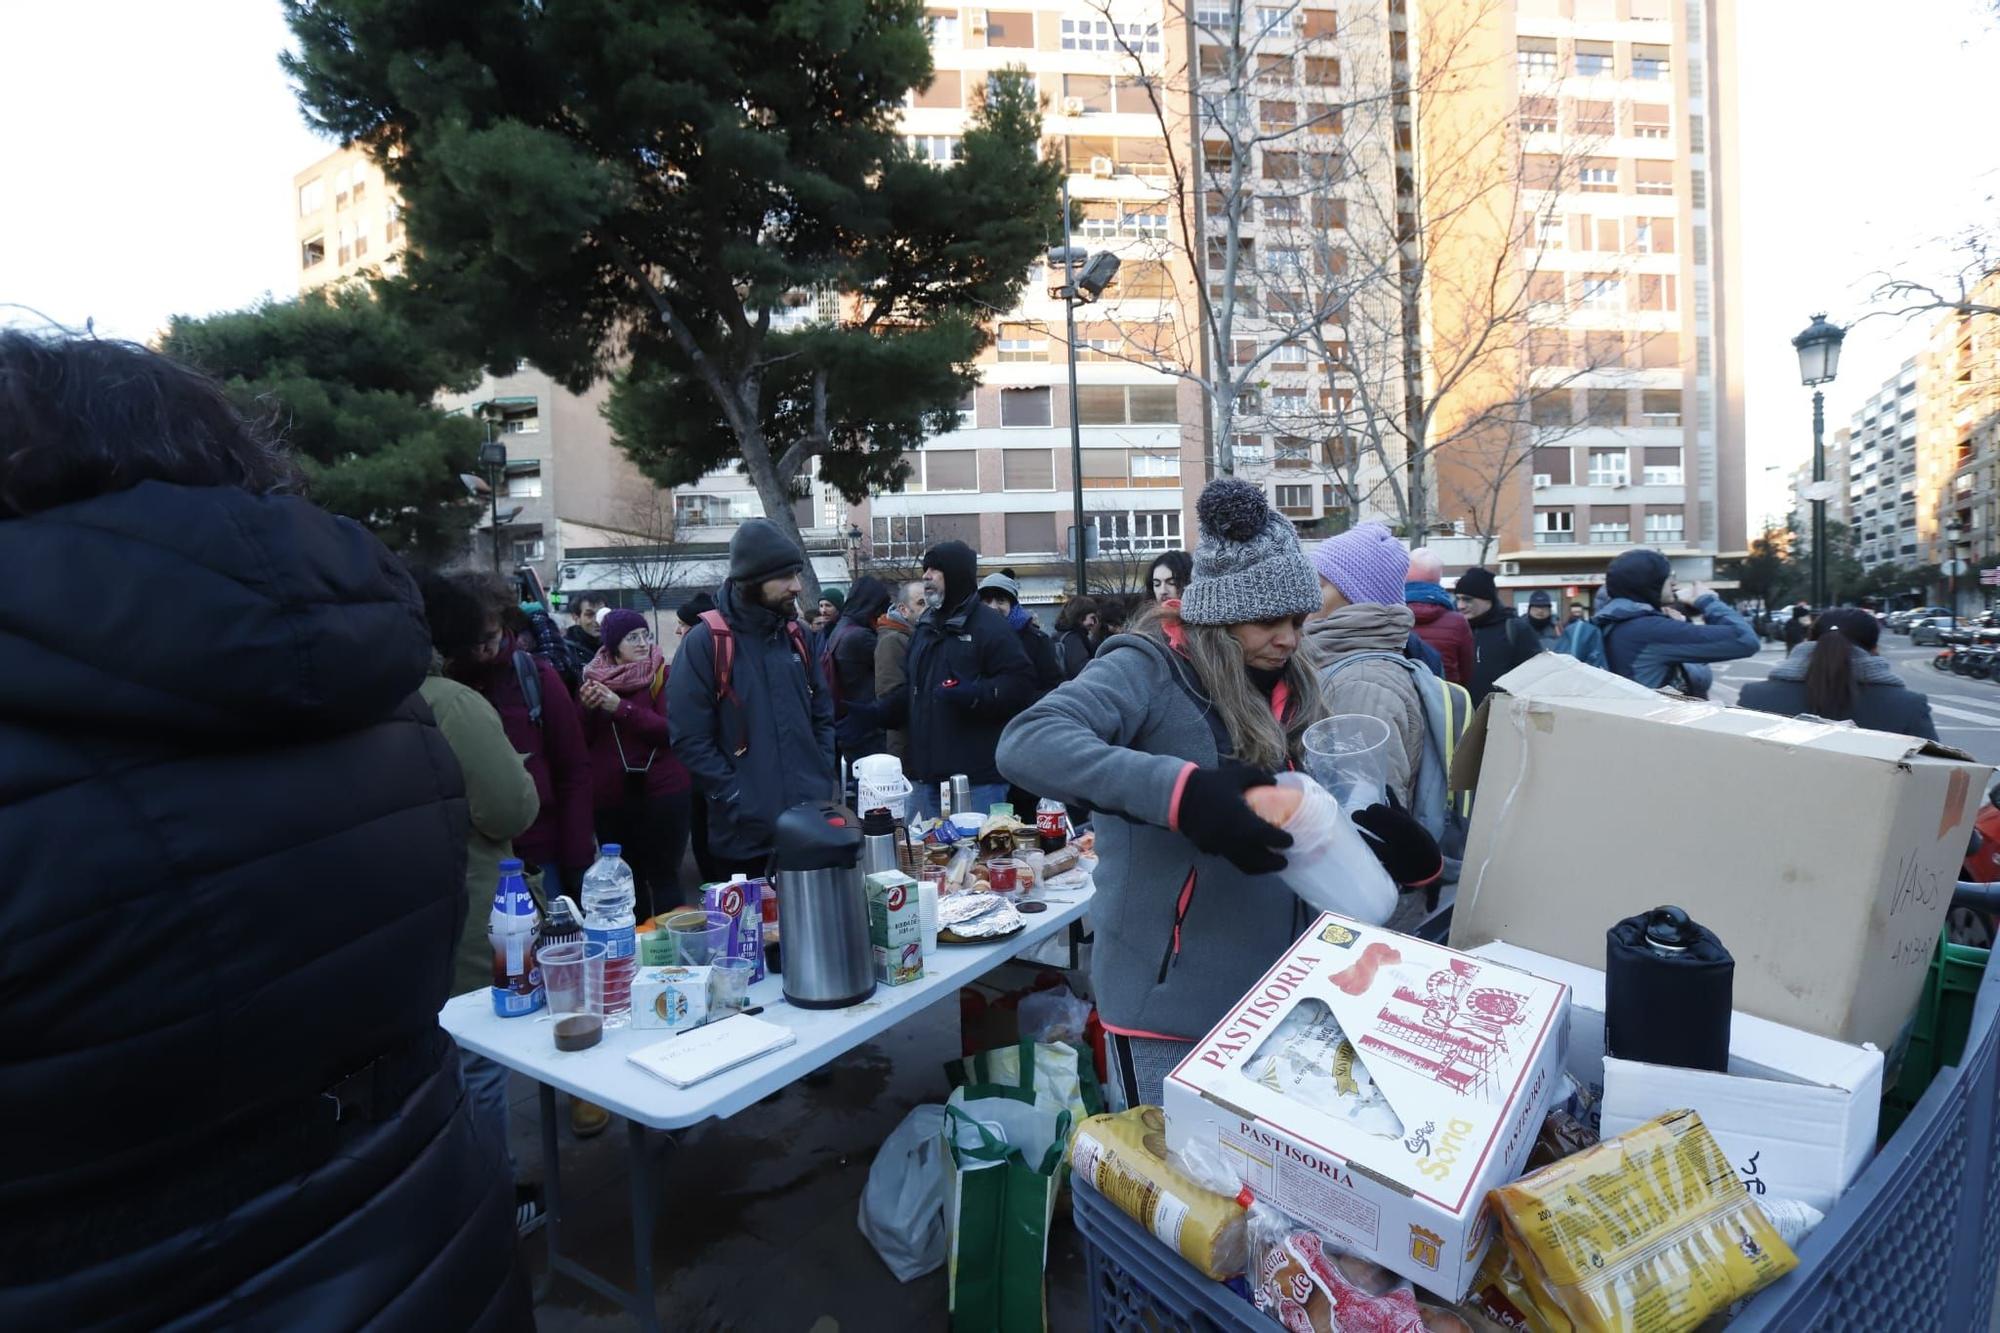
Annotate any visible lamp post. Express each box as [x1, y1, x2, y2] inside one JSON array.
[[1050, 176, 1121, 597], [1945, 520, 1968, 630], [1792, 314, 1846, 609], [478, 431, 509, 573]]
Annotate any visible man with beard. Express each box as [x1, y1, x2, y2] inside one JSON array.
[[668, 520, 835, 875], [877, 540, 1036, 819], [1453, 566, 1545, 704]]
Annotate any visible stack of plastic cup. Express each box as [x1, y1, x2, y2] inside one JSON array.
[[1302, 714, 1393, 813]]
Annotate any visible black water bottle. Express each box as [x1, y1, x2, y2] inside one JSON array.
[[1605, 905, 1734, 1073]]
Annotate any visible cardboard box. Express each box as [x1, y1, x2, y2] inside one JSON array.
[[631, 965, 711, 1031], [1469, 940, 1883, 1212], [866, 870, 924, 986], [1164, 914, 1569, 1300], [1448, 653, 1989, 1050]]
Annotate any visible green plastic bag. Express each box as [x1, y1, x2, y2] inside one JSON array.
[[944, 1083, 1073, 1333], [945, 1037, 1105, 1128]]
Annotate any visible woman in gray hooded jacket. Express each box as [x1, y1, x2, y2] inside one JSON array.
[[998, 482, 1439, 1108]]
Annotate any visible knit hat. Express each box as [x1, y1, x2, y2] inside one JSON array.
[[1180, 479, 1320, 626], [676, 591, 716, 627], [978, 571, 1021, 605], [1528, 590, 1553, 608], [598, 608, 648, 658], [922, 540, 979, 611], [1454, 566, 1498, 603], [1308, 522, 1410, 607], [821, 587, 846, 611], [729, 518, 805, 583]]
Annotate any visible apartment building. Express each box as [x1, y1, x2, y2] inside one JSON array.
[[1839, 358, 1923, 569], [1434, 0, 1744, 603], [294, 145, 401, 292], [1932, 271, 2000, 603]]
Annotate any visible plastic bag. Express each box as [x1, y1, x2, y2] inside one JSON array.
[[1488, 1108, 1798, 1332], [1242, 997, 1404, 1138], [1271, 772, 1397, 924], [1069, 1106, 1251, 1280], [858, 1104, 951, 1282], [1248, 1200, 1425, 1333], [1017, 985, 1092, 1048]]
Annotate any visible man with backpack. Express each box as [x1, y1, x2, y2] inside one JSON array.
[[1454, 566, 1544, 704], [1593, 548, 1758, 699], [1526, 590, 1608, 667], [667, 520, 835, 876]]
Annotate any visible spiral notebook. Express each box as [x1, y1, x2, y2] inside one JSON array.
[[627, 1013, 797, 1088]]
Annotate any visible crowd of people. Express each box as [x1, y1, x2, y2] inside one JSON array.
[[1, 329, 1949, 1327]]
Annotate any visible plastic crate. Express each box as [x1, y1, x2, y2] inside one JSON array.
[[1074, 959, 2000, 1333], [1883, 933, 1990, 1137]]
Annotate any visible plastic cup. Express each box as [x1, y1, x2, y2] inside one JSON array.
[[987, 858, 1022, 897], [915, 871, 942, 957], [1302, 714, 1393, 812], [666, 909, 731, 966], [710, 956, 754, 1012], [539, 941, 605, 1051]]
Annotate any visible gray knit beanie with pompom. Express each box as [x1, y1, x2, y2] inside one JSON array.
[[1179, 479, 1321, 626]]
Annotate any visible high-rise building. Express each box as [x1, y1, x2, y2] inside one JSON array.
[[294, 145, 401, 292], [1930, 270, 2000, 608], [1840, 358, 1923, 569]]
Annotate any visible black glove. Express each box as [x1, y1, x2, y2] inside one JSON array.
[[1352, 790, 1443, 887], [1177, 760, 1292, 876]]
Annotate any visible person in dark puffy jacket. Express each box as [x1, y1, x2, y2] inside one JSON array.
[[1454, 565, 1543, 703], [0, 331, 528, 1329], [1593, 548, 1758, 697], [1739, 608, 1937, 741], [823, 575, 893, 762], [980, 570, 1064, 695]]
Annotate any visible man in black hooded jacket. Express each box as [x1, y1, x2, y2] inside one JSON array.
[[878, 540, 1035, 818], [1454, 565, 1543, 703], [823, 575, 893, 762]]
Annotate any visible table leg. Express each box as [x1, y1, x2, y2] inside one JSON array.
[[529, 1086, 671, 1333], [1068, 919, 1084, 971], [533, 1081, 562, 1304]]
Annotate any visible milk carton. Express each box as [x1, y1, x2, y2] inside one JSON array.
[[702, 874, 766, 983], [866, 870, 924, 987], [631, 965, 712, 1031]]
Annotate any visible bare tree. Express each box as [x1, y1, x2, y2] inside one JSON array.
[[598, 488, 698, 622]]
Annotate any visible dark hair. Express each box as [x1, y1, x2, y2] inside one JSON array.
[[1146, 550, 1194, 600], [572, 595, 604, 615], [0, 330, 300, 519], [415, 569, 498, 666], [1057, 595, 1101, 632], [1803, 608, 1882, 720]]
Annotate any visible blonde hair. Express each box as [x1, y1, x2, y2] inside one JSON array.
[[1132, 603, 1328, 772]]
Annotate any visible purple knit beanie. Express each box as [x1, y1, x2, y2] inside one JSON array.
[[1309, 523, 1411, 606], [597, 608, 648, 658]]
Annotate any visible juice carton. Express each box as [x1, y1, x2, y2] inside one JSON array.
[[702, 874, 767, 983], [866, 870, 924, 987]]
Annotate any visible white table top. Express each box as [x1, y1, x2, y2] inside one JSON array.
[[439, 886, 1094, 1131]]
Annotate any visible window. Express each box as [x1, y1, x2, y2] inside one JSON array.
[[353, 225, 368, 258], [1635, 160, 1674, 195], [1520, 97, 1557, 134], [1578, 159, 1618, 192], [1005, 512, 1058, 553], [1518, 37, 1557, 78], [333, 165, 351, 208], [986, 10, 1033, 46], [872, 515, 928, 558], [1002, 449, 1054, 490], [1641, 390, 1682, 427], [954, 391, 977, 430], [1000, 387, 1052, 427], [1573, 99, 1616, 137], [926, 10, 960, 47], [1589, 509, 1631, 544], [1587, 449, 1630, 486], [1534, 446, 1573, 484], [1115, 76, 1158, 114], [1635, 273, 1677, 312], [1094, 509, 1183, 553], [1263, 150, 1300, 181], [1303, 57, 1340, 86], [913, 70, 963, 109], [1260, 100, 1296, 131], [1117, 137, 1169, 178], [298, 178, 324, 215], [1574, 40, 1613, 77], [1312, 196, 1346, 230], [385, 199, 402, 243], [1529, 330, 1569, 366], [498, 404, 540, 433], [350, 173, 367, 205], [1632, 103, 1671, 139], [909, 134, 962, 164], [1585, 390, 1627, 426], [1077, 384, 1178, 425], [1065, 74, 1111, 114], [1116, 261, 1173, 299], [1632, 44, 1670, 80], [1640, 331, 1680, 368], [1269, 387, 1309, 416], [511, 537, 546, 563], [1532, 388, 1572, 427], [1534, 509, 1576, 545], [1256, 5, 1299, 36], [996, 324, 1047, 362], [1274, 484, 1313, 514], [1232, 434, 1266, 462], [1261, 193, 1299, 225], [301, 234, 325, 269], [915, 450, 978, 492], [1275, 436, 1311, 466], [1579, 273, 1624, 311], [1256, 52, 1290, 81], [987, 72, 1036, 105], [1643, 448, 1683, 485], [503, 466, 542, 498]]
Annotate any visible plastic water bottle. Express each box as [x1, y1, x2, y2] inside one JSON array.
[[582, 845, 637, 1025], [488, 858, 545, 1016]]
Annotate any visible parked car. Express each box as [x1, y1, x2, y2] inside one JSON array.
[[1911, 616, 1951, 646], [1895, 606, 1953, 634]]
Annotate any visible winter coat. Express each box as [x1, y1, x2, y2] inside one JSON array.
[[1530, 614, 1609, 669], [1465, 605, 1544, 703], [882, 593, 1037, 785], [421, 666, 541, 996], [1738, 643, 1939, 742], [1016, 612, 1066, 696], [565, 622, 601, 666], [996, 632, 1316, 1039], [0, 482, 527, 1330], [1055, 626, 1095, 681], [580, 664, 693, 807], [1404, 630, 1443, 677], [875, 612, 915, 760], [1304, 604, 1426, 806], [1595, 595, 1759, 693], [1408, 597, 1475, 686], [826, 578, 893, 756], [668, 578, 836, 863], [473, 650, 596, 873]]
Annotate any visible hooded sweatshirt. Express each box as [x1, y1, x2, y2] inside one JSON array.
[[827, 576, 894, 754], [1593, 549, 1758, 693], [1304, 603, 1425, 805]]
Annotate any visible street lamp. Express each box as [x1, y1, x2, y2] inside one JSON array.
[[1792, 313, 1846, 609], [1051, 177, 1121, 597], [478, 434, 509, 572], [1945, 519, 1969, 630]]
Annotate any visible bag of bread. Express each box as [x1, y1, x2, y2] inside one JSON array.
[[1248, 1202, 1425, 1333], [1068, 1106, 1250, 1280], [1488, 1108, 1797, 1333]]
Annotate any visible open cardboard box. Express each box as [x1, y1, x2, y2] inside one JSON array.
[[1447, 654, 1989, 1050], [1163, 914, 1568, 1301]]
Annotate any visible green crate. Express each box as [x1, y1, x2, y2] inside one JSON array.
[[1881, 931, 1990, 1140]]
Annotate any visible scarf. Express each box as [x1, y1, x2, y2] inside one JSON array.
[[582, 642, 665, 696], [1404, 581, 1455, 609], [1007, 604, 1032, 632]]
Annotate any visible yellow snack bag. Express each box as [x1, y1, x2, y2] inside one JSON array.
[[1068, 1107, 1251, 1280], [1488, 1109, 1796, 1333]]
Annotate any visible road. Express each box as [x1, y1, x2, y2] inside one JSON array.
[[1707, 638, 2000, 767]]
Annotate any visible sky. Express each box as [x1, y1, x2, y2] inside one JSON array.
[[2, 1, 1997, 540]]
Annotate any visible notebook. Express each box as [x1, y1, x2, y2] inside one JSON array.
[[626, 1013, 797, 1089]]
